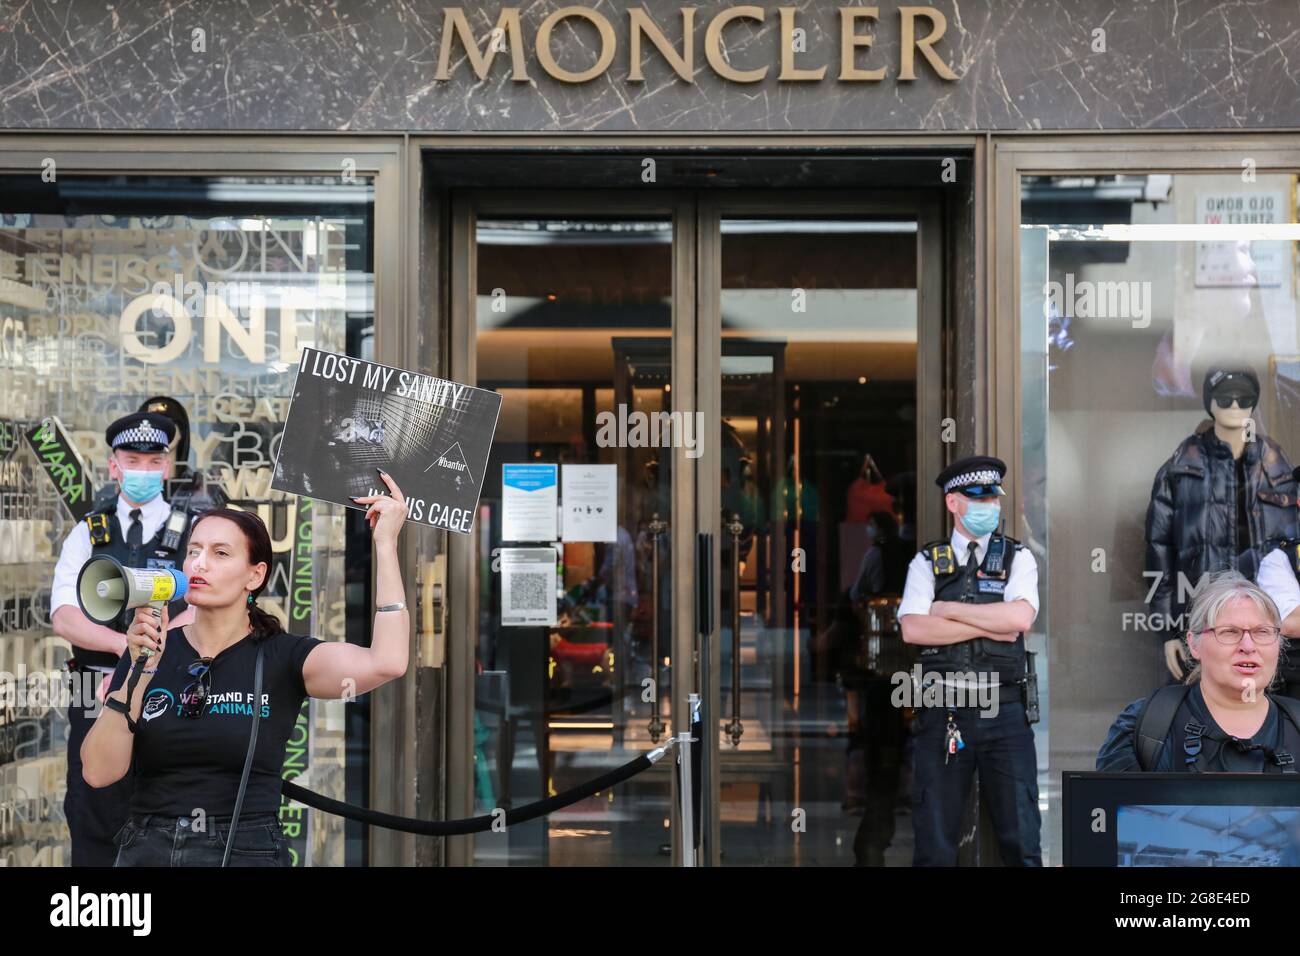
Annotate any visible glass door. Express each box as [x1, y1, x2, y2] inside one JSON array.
[[447, 193, 699, 866], [696, 195, 946, 866], [446, 190, 946, 867]]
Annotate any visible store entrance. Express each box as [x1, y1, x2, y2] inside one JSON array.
[[447, 189, 946, 866]]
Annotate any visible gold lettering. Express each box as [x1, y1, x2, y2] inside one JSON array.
[[536, 6, 617, 83], [779, 8, 824, 81], [705, 5, 767, 83], [899, 6, 957, 81], [839, 7, 885, 80], [434, 7, 530, 81], [119, 293, 190, 365], [204, 294, 265, 364], [628, 7, 695, 82]]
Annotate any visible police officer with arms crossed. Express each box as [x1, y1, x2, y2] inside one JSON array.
[[50, 412, 197, 866], [898, 456, 1042, 866], [1257, 466, 1300, 700]]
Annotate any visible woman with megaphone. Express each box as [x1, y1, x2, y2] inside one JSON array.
[[81, 470, 411, 866]]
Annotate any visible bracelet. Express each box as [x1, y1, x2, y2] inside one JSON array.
[[376, 602, 407, 613], [141, 668, 159, 674]]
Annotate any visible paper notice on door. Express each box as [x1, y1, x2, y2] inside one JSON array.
[[502, 463, 558, 541], [501, 547, 558, 627], [561, 464, 617, 542]]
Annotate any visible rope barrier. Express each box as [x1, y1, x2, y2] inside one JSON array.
[[280, 740, 675, 836]]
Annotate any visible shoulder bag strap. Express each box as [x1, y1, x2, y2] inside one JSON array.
[[221, 641, 265, 868]]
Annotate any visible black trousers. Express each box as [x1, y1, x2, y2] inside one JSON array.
[[911, 698, 1042, 866], [64, 694, 133, 867]]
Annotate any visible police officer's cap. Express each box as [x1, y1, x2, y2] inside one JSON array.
[[936, 455, 1007, 497], [106, 412, 175, 453]]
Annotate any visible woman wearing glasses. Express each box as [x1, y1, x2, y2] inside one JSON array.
[[81, 471, 410, 865], [1096, 570, 1300, 772]]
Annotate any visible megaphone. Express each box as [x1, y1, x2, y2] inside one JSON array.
[[76, 555, 189, 625]]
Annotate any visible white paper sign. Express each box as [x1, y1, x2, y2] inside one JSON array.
[[501, 547, 558, 627], [1195, 191, 1286, 288], [561, 464, 617, 542], [502, 463, 558, 541]]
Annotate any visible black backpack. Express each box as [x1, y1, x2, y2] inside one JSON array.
[[1133, 684, 1300, 770]]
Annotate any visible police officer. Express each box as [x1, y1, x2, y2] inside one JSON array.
[[898, 455, 1042, 866], [49, 412, 197, 865], [1257, 466, 1300, 699], [88, 396, 227, 513]]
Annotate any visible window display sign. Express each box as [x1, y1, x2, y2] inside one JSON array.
[[272, 347, 502, 535], [560, 463, 617, 542], [1195, 191, 1287, 287], [500, 547, 558, 627], [502, 462, 558, 541]]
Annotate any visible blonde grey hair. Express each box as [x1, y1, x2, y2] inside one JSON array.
[[1184, 570, 1285, 687]]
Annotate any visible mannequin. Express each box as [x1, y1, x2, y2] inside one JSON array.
[[1145, 367, 1298, 679]]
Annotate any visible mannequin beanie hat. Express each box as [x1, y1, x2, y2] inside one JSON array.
[[1202, 366, 1260, 415]]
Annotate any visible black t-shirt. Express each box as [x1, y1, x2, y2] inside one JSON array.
[[108, 626, 324, 816]]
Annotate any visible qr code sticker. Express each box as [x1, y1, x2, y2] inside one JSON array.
[[508, 572, 550, 610]]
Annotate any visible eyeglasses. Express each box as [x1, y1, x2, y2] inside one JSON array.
[[1200, 625, 1282, 646], [181, 657, 213, 718]]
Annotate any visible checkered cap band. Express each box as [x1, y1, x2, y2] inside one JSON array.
[[943, 468, 1002, 493], [111, 420, 169, 448]]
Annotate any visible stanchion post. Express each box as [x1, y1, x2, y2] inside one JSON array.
[[678, 692, 700, 866]]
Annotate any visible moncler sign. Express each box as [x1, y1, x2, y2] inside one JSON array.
[[433, 5, 959, 85]]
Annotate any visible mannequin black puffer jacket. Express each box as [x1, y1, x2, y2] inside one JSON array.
[[1144, 426, 1298, 636]]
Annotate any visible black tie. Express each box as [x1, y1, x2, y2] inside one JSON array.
[[963, 540, 980, 594], [127, 508, 143, 549]]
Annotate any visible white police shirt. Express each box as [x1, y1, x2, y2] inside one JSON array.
[[49, 492, 173, 623], [897, 528, 1040, 620], [1257, 546, 1300, 622]]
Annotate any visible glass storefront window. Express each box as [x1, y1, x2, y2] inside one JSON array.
[[0, 175, 375, 866], [1020, 172, 1300, 864]]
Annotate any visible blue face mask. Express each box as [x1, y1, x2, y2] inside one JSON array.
[[120, 468, 164, 504], [961, 500, 1001, 537]]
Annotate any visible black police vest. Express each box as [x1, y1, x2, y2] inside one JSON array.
[[74, 500, 192, 670], [1169, 694, 1300, 773], [916, 533, 1027, 684]]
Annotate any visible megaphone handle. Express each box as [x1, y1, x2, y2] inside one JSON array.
[[141, 601, 163, 657]]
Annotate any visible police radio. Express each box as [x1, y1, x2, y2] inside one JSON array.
[[76, 554, 188, 625]]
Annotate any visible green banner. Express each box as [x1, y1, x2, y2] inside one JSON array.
[[24, 416, 92, 521], [279, 495, 314, 865]]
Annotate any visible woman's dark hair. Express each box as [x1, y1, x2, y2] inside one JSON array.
[[189, 507, 284, 643]]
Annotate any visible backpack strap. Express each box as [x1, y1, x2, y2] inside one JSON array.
[[1273, 694, 1300, 732], [1132, 684, 1191, 771]]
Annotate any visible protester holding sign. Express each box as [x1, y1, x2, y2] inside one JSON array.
[[80, 470, 411, 866]]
